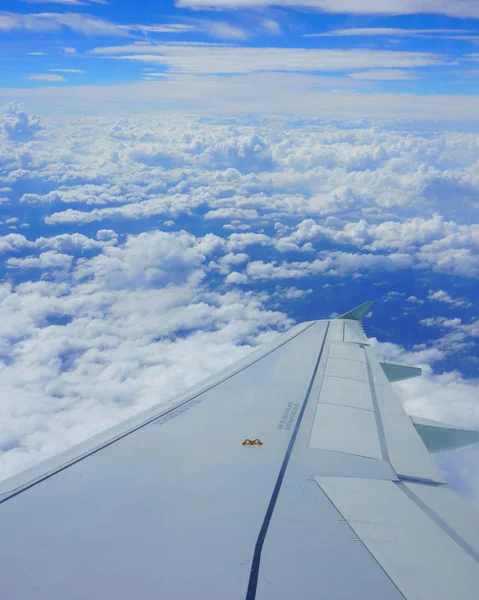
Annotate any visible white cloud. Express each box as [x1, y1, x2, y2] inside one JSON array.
[[194, 20, 248, 41], [44, 194, 201, 224], [407, 295, 424, 304], [0, 11, 127, 36], [261, 18, 282, 35], [50, 69, 85, 73], [225, 271, 249, 284], [22, 0, 109, 4], [28, 74, 67, 82], [0, 234, 33, 252], [0, 228, 292, 480], [4, 74, 479, 120], [7, 251, 73, 271], [428, 289, 472, 308], [307, 27, 475, 38], [274, 285, 313, 299], [0, 10, 259, 41], [0, 111, 476, 282], [175, 0, 479, 19], [0, 107, 478, 505], [372, 335, 479, 502], [1, 102, 44, 141], [283, 216, 479, 277], [35, 232, 116, 252], [349, 69, 418, 81], [384, 290, 406, 301], [244, 252, 413, 280], [93, 44, 443, 75], [74, 230, 221, 289], [21, 0, 90, 5], [128, 23, 196, 34], [205, 207, 259, 220], [219, 252, 249, 265], [417, 316, 479, 356]]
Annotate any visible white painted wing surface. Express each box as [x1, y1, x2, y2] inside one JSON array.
[[0, 316, 478, 599]]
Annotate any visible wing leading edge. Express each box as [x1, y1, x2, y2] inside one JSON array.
[[0, 304, 478, 600]]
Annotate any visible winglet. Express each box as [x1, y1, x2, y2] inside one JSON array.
[[380, 362, 422, 382], [338, 300, 374, 322]]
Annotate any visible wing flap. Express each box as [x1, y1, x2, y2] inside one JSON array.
[[309, 403, 383, 459], [364, 347, 446, 484], [401, 482, 479, 558], [316, 476, 479, 600]]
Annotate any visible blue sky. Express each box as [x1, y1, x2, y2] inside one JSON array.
[[0, 1, 479, 504], [2, 0, 479, 112]]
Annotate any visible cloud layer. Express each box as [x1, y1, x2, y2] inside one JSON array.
[[0, 105, 478, 505]]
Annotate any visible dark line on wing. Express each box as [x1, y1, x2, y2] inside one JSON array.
[[318, 400, 374, 412], [397, 482, 479, 563], [245, 321, 330, 600], [324, 373, 369, 382], [1, 321, 316, 506], [397, 475, 444, 487], [364, 351, 390, 463]]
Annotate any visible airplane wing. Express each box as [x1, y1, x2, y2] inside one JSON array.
[[1, 303, 478, 600]]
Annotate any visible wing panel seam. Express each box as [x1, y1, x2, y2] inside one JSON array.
[[318, 400, 374, 413], [396, 482, 479, 564], [314, 478, 407, 600]]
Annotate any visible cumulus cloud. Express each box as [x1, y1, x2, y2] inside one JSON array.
[[274, 285, 313, 299], [1, 111, 477, 282], [7, 251, 73, 271], [244, 252, 413, 280], [427, 289, 472, 308], [0, 234, 33, 252], [407, 295, 424, 304], [1, 102, 44, 141], [0, 106, 478, 503], [283, 215, 479, 278], [205, 207, 259, 220], [0, 228, 292, 480]]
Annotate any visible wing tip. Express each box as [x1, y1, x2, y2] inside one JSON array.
[[337, 300, 374, 322]]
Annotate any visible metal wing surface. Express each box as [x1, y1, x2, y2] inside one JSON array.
[[1, 307, 478, 599]]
